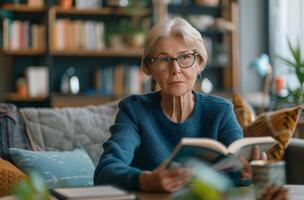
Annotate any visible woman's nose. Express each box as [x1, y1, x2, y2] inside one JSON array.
[[170, 60, 181, 74]]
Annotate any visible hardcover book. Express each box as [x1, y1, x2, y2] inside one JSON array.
[[161, 136, 277, 170]]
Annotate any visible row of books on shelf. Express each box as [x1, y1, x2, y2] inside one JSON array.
[[94, 65, 151, 97], [2, 18, 46, 50], [52, 19, 105, 51]]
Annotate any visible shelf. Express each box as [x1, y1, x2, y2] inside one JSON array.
[[50, 48, 143, 57], [52, 6, 151, 16], [51, 94, 115, 108], [0, 4, 46, 13], [168, 5, 221, 17], [0, 49, 46, 55], [7, 93, 48, 102]]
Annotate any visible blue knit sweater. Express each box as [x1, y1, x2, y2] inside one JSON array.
[[94, 91, 243, 190]]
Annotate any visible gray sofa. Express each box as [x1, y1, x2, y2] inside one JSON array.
[[0, 102, 119, 166], [1, 102, 304, 185]]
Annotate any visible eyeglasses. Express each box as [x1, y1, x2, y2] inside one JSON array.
[[145, 52, 198, 71]]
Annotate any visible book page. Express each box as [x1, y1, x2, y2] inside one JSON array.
[[181, 138, 229, 155], [228, 137, 277, 160], [161, 138, 229, 168]]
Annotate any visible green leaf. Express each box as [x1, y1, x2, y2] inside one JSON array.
[[278, 55, 297, 68]]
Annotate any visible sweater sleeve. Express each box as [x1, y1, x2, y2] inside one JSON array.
[[217, 102, 243, 146], [94, 103, 142, 190]]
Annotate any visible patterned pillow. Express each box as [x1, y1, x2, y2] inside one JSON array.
[[232, 93, 256, 128], [0, 159, 26, 197], [9, 148, 95, 188], [244, 105, 303, 160]]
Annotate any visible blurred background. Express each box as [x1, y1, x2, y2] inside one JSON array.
[[0, 0, 302, 109]]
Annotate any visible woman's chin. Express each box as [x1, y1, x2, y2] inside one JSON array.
[[163, 88, 192, 97]]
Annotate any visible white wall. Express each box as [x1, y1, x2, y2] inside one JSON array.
[[239, 0, 268, 94], [269, 0, 303, 90]]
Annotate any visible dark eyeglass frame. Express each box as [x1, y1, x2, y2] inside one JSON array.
[[144, 52, 199, 69]]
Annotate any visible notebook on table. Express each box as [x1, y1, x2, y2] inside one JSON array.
[[51, 185, 136, 200]]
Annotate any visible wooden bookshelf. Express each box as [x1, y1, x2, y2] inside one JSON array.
[[51, 6, 112, 15], [1, 4, 46, 13], [0, 49, 46, 56], [50, 48, 143, 57], [51, 94, 115, 108], [51, 6, 151, 16], [7, 93, 48, 102]]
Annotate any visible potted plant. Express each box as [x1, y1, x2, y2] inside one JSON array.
[[126, 20, 146, 48], [12, 171, 51, 200], [278, 39, 304, 106]]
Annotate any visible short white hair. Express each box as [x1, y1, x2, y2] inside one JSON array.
[[141, 17, 208, 73]]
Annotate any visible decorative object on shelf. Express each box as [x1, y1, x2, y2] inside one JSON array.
[[195, 0, 220, 7], [214, 43, 229, 66], [278, 39, 304, 105], [59, 0, 74, 9], [26, 66, 49, 98], [250, 54, 273, 111], [274, 75, 288, 97], [213, 18, 235, 32], [27, 0, 44, 8], [75, 0, 101, 9], [188, 15, 214, 31], [125, 19, 147, 48], [16, 77, 28, 97], [107, 0, 129, 7], [60, 67, 80, 95]]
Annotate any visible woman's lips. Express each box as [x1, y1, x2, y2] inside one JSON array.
[[169, 81, 184, 85]]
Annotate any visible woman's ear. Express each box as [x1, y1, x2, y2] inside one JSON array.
[[197, 55, 204, 67], [197, 55, 205, 72]]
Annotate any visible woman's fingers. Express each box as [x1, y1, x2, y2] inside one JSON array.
[[160, 168, 192, 192], [163, 173, 192, 192], [252, 145, 260, 160]]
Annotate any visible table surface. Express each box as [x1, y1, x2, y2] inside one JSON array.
[[1, 184, 303, 200], [136, 185, 303, 200]]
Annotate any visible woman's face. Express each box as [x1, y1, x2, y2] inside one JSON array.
[[148, 35, 203, 97]]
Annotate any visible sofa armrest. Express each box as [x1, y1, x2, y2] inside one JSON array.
[[285, 138, 304, 184], [0, 103, 31, 160]]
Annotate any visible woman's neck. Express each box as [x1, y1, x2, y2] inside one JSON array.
[[160, 91, 195, 123]]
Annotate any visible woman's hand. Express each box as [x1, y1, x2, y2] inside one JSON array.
[[139, 165, 192, 192], [240, 145, 267, 181]]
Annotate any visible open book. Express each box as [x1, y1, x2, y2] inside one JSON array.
[[51, 185, 136, 200], [161, 136, 277, 170]]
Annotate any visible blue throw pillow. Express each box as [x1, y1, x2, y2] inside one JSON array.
[[9, 148, 95, 188]]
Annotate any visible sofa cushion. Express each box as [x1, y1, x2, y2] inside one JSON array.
[[0, 103, 31, 160], [244, 106, 302, 160], [231, 95, 303, 160], [9, 148, 95, 188], [232, 93, 256, 127], [19, 101, 119, 166], [0, 158, 26, 197]]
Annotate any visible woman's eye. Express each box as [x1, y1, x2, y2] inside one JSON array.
[[160, 57, 171, 62], [180, 54, 190, 60]]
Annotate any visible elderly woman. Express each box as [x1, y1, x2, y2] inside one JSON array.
[[94, 17, 257, 192]]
